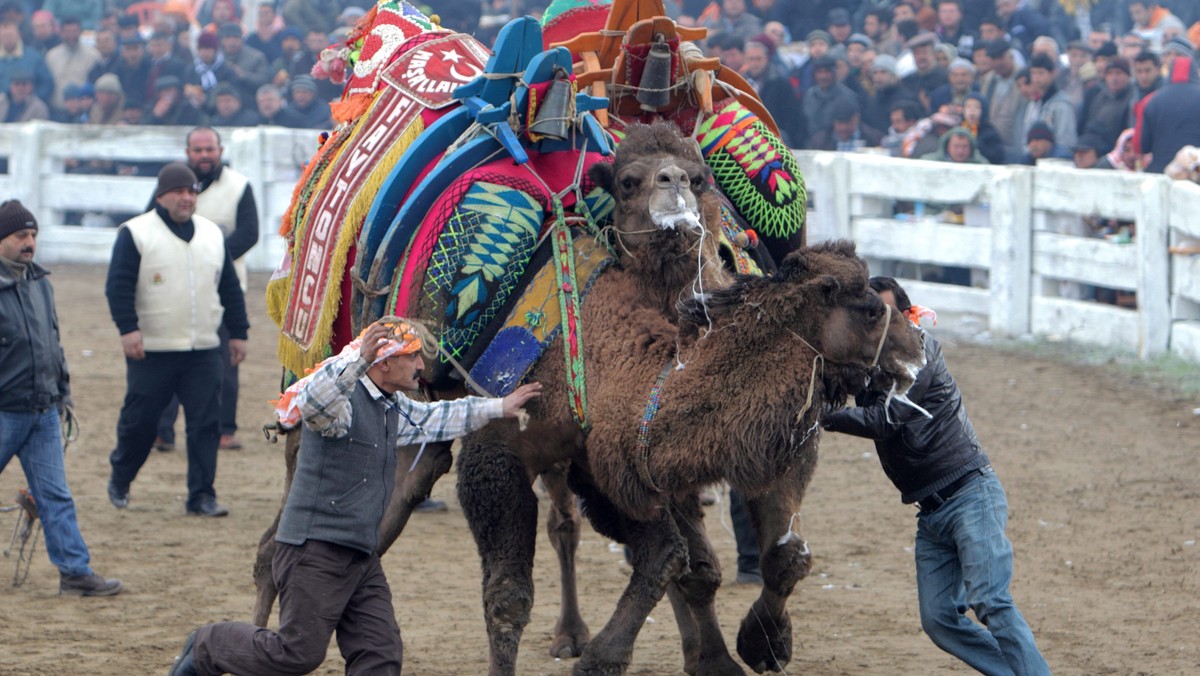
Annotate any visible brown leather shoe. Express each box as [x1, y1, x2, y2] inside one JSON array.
[[60, 572, 124, 597], [218, 434, 243, 450]]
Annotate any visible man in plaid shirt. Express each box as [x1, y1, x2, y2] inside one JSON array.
[[170, 319, 542, 675]]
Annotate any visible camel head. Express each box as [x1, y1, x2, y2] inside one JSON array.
[[588, 122, 729, 312], [679, 239, 927, 407]]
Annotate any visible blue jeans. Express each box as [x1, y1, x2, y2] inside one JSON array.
[[915, 468, 1050, 676], [0, 409, 92, 577]]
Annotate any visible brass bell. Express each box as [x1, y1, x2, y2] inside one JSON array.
[[637, 34, 673, 111], [529, 67, 572, 141]]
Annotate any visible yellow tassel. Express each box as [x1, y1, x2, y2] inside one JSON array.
[[274, 112, 428, 375]]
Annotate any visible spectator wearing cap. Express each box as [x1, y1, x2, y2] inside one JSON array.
[[960, 91, 1006, 164], [115, 14, 140, 42], [862, 54, 918, 134], [88, 28, 119, 83], [269, 26, 313, 89], [209, 81, 261, 126], [288, 74, 332, 129], [795, 29, 832, 92], [146, 29, 188, 106], [43, 15, 98, 110], [935, 0, 975, 58], [826, 8, 852, 49], [1161, 36, 1194, 75], [105, 161, 248, 518], [255, 83, 305, 128], [1061, 39, 1094, 106], [864, 7, 901, 57], [928, 57, 978, 116], [43, 0, 102, 30], [842, 33, 874, 96], [113, 35, 151, 109], [1022, 52, 1077, 151], [809, 98, 884, 151], [741, 35, 803, 146], [192, 31, 232, 97], [246, 2, 285, 64], [1140, 54, 1200, 173], [994, 0, 1051, 56], [0, 68, 49, 121], [1019, 120, 1072, 164], [218, 22, 270, 108], [801, 55, 857, 149], [0, 21, 55, 102], [1078, 56, 1133, 154], [50, 81, 86, 122], [1128, 1, 1186, 50], [979, 41, 1022, 156], [145, 75, 205, 126], [923, 125, 987, 163], [337, 5, 367, 29], [280, 0, 338, 36], [902, 31, 949, 114], [714, 0, 762, 43], [87, 72, 124, 125], [1072, 133, 1107, 169]]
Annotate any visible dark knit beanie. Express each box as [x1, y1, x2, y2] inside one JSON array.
[[0, 199, 37, 241], [1026, 121, 1055, 144], [155, 162, 200, 197]]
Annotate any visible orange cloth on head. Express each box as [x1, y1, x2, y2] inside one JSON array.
[[905, 304, 938, 327]]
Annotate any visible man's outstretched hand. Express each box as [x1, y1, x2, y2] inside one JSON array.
[[502, 382, 543, 418]]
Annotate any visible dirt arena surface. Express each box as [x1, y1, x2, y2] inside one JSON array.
[[2, 264, 1197, 675]]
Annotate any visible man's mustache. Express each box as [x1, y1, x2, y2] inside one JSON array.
[[20, 247, 33, 255]]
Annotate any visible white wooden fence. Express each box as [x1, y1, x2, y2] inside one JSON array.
[[2, 122, 1198, 363], [795, 150, 1198, 362], [0, 121, 310, 274]]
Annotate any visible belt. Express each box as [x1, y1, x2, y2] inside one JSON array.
[[917, 466, 988, 513]]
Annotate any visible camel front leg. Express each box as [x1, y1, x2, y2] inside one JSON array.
[[542, 462, 591, 658], [735, 459, 817, 673], [667, 496, 745, 676], [376, 440, 455, 555], [573, 512, 689, 676]]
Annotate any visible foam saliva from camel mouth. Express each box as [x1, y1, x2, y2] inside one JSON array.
[[651, 192, 702, 232]]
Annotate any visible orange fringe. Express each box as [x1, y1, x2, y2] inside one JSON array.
[[277, 129, 339, 237]]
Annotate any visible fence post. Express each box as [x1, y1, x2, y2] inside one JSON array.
[[810, 152, 850, 243], [988, 166, 1032, 337], [1136, 176, 1170, 357], [12, 123, 45, 225]]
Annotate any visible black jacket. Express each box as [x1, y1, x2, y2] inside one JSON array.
[[823, 331, 990, 504], [0, 261, 70, 412]]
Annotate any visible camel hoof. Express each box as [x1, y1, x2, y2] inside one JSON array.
[[550, 630, 589, 659], [735, 605, 792, 673], [696, 654, 746, 676], [571, 652, 627, 676]]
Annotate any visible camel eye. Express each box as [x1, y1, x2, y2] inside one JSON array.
[[621, 177, 639, 191], [690, 175, 704, 189]]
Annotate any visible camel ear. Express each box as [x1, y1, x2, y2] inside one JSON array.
[[818, 274, 840, 303], [777, 250, 809, 282], [589, 163, 615, 193]]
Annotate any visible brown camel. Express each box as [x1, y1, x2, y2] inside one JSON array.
[[249, 123, 730, 654], [452, 127, 927, 675]]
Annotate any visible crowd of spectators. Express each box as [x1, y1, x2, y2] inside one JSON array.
[[673, 0, 1200, 176], [0, 0, 377, 130]]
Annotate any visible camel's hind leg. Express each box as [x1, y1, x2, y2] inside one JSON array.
[[458, 434, 540, 676], [735, 459, 817, 673], [542, 462, 591, 658], [251, 428, 301, 627], [572, 513, 689, 676], [665, 495, 744, 675]]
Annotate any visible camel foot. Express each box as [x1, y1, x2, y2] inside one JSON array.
[[571, 656, 627, 676], [735, 603, 792, 674], [695, 653, 747, 676], [549, 619, 590, 658]]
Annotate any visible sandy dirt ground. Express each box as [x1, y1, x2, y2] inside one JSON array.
[[1, 264, 1198, 675]]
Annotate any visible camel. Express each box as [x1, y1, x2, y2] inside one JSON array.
[[453, 130, 928, 674]]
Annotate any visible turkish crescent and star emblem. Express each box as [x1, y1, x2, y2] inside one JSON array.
[[383, 32, 489, 109]]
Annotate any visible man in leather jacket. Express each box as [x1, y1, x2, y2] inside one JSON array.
[[823, 277, 1050, 675]]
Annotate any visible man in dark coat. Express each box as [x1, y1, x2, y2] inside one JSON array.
[[802, 56, 858, 148], [1079, 56, 1134, 154], [809, 97, 884, 150], [742, 35, 804, 147], [1141, 56, 1200, 173], [824, 277, 1051, 676]]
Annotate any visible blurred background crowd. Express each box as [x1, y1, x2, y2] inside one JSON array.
[[1, 0, 1198, 175]]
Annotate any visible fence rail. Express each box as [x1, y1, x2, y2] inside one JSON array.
[[2, 122, 1197, 363]]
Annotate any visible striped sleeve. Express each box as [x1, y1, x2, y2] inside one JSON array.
[[392, 395, 505, 446], [293, 357, 371, 438]]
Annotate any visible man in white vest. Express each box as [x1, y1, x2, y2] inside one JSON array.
[[105, 162, 250, 517], [155, 127, 258, 453]]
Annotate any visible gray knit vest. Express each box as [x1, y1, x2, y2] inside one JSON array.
[[276, 381, 399, 554]]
